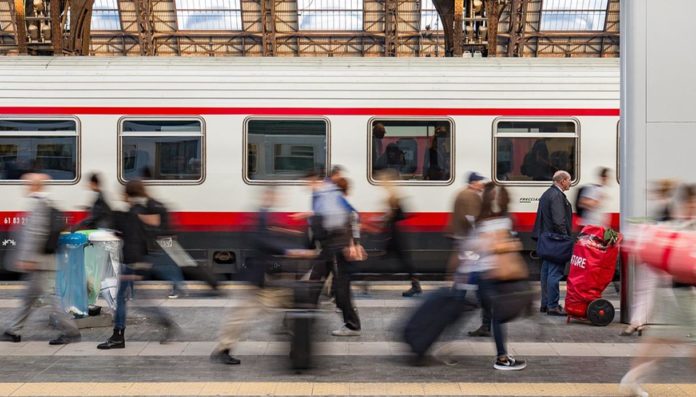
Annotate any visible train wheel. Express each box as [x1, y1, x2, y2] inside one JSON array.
[[587, 299, 614, 326]]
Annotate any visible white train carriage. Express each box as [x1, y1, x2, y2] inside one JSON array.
[[0, 57, 620, 275]]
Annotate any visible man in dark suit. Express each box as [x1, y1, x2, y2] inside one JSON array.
[[533, 170, 572, 316]]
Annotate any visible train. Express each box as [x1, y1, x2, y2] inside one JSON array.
[[0, 57, 620, 277]]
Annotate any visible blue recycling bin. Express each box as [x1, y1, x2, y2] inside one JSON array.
[[55, 232, 89, 318]]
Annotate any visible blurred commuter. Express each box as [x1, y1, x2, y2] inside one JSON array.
[[139, 186, 186, 299], [308, 171, 362, 336], [71, 172, 112, 232], [533, 170, 572, 316], [470, 183, 527, 370], [577, 167, 611, 228], [211, 188, 316, 365], [0, 173, 81, 345], [622, 179, 677, 337], [376, 169, 421, 297], [447, 172, 487, 334], [620, 184, 696, 397], [97, 180, 177, 350]]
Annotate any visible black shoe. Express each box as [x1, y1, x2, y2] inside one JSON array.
[[539, 306, 548, 313], [468, 325, 491, 337], [546, 307, 566, 317], [402, 280, 422, 297], [97, 338, 125, 349], [98, 328, 125, 350], [210, 349, 241, 365], [0, 331, 21, 343], [49, 334, 81, 345]]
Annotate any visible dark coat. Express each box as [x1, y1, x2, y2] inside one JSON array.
[[112, 205, 149, 265], [73, 192, 112, 230], [532, 185, 572, 239]]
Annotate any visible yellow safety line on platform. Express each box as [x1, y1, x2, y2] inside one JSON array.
[[0, 382, 692, 396]]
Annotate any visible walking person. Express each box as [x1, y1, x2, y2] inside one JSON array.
[[446, 172, 489, 335], [71, 172, 113, 232], [533, 170, 573, 316], [0, 173, 81, 345], [471, 183, 527, 370], [211, 187, 316, 365], [97, 180, 178, 350], [577, 167, 611, 228], [377, 169, 421, 297]]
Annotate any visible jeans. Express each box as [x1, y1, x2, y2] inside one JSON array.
[[540, 260, 564, 310], [468, 272, 492, 329], [114, 264, 171, 331], [148, 252, 185, 291], [478, 278, 506, 357]]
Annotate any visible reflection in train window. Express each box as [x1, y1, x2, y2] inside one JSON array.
[[369, 119, 452, 183], [246, 119, 328, 182], [0, 119, 78, 181], [494, 120, 578, 183], [119, 119, 203, 182]]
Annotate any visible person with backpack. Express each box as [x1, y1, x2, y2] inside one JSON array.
[[97, 180, 178, 350], [576, 167, 611, 228], [0, 173, 81, 345]]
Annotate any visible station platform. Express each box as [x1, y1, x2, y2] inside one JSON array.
[[0, 281, 692, 397]]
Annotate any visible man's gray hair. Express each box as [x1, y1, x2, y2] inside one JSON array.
[[553, 170, 571, 183]]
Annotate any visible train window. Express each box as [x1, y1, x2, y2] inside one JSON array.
[[369, 119, 453, 183], [0, 119, 78, 182], [119, 119, 204, 183], [245, 119, 328, 182], [494, 119, 578, 183]]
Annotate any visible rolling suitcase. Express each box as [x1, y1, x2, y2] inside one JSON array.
[[288, 281, 322, 370], [403, 287, 476, 357]]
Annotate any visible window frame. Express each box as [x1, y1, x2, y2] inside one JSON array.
[[117, 116, 206, 185], [420, 0, 443, 31], [367, 117, 455, 187], [242, 116, 331, 186], [173, 0, 243, 32], [90, 0, 123, 31], [0, 116, 81, 185], [539, 0, 610, 32], [616, 119, 620, 184], [491, 117, 581, 187], [296, 0, 364, 32]]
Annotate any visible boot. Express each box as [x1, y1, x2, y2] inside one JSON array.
[[97, 328, 125, 350], [402, 280, 422, 297]]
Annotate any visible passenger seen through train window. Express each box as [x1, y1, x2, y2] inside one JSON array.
[[370, 120, 452, 182], [494, 120, 577, 183]]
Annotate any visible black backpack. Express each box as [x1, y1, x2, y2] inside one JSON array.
[[43, 206, 67, 254], [574, 184, 598, 219]]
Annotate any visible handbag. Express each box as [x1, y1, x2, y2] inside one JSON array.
[[485, 236, 528, 281], [536, 232, 574, 264], [343, 241, 368, 262]]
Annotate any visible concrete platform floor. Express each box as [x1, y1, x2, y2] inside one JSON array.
[[0, 281, 691, 397]]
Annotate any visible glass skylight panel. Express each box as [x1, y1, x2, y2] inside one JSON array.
[[540, 0, 609, 31], [297, 0, 363, 31], [421, 0, 442, 31], [175, 0, 242, 31], [91, 0, 121, 31]]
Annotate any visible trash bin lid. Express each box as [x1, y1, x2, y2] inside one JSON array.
[[58, 232, 89, 246], [88, 230, 120, 242]]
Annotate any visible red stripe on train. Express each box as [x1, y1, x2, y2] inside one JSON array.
[[0, 211, 621, 233], [0, 107, 620, 117]]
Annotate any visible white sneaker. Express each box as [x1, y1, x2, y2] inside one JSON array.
[[493, 355, 527, 371], [331, 326, 361, 337]]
